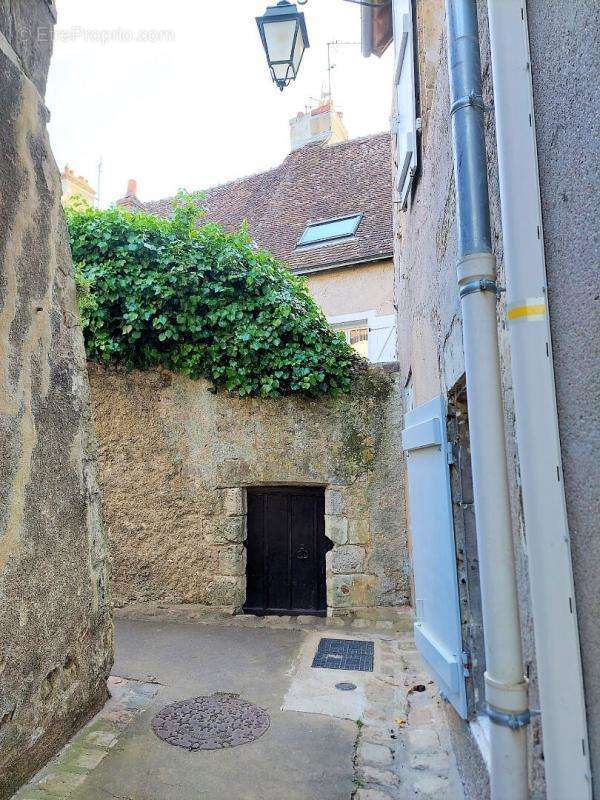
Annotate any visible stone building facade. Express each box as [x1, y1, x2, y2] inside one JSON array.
[[0, 3, 113, 797], [88, 365, 409, 617], [362, 1, 599, 798]]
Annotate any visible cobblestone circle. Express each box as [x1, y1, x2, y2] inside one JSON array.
[[151, 694, 270, 750]]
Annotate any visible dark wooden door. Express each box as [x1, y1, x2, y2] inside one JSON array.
[[244, 487, 330, 616]]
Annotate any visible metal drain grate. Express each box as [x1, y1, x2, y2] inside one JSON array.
[[311, 638, 374, 672]]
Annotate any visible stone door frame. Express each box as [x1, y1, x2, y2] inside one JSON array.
[[218, 485, 373, 616]]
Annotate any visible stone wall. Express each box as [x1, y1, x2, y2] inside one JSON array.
[[0, 4, 113, 796], [88, 364, 409, 616]]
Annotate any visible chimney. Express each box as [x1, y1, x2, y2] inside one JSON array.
[[60, 164, 96, 208], [289, 97, 348, 151], [116, 178, 144, 211]]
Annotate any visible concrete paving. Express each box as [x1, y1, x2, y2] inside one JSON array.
[[77, 620, 355, 800], [16, 613, 465, 800]]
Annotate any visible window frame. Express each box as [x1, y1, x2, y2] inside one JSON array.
[[296, 213, 364, 248], [337, 324, 370, 358]]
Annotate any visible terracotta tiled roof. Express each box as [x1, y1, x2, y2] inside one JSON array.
[[143, 133, 393, 274]]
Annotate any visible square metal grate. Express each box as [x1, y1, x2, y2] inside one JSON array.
[[311, 638, 374, 672]]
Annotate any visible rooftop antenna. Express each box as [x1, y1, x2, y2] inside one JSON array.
[[326, 40, 360, 101]]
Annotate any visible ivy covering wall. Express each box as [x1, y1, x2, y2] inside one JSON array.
[[67, 193, 356, 397]]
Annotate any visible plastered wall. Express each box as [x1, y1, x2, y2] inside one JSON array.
[[393, 1, 545, 797]]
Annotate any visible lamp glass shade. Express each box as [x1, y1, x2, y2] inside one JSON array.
[[273, 62, 291, 81], [292, 22, 305, 71], [256, 2, 309, 91], [263, 19, 297, 63]]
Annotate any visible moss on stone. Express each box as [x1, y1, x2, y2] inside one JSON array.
[[336, 366, 395, 477]]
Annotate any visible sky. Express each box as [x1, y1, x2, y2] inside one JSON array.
[[46, 0, 394, 207]]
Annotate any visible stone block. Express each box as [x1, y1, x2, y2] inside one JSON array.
[[12, 793, 52, 800], [325, 514, 348, 545], [331, 545, 366, 574], [38, 771, 87, 795], [406, 728, 440, 753], [72, 748, 108, 770], [358, 741, 394, 766], [207, 576, 245, 607], [324, 616, 347, 628], [296, 615, 318, 626], [325, 488, 345, 515], [218, 545, 246, 576], [328, 574, 376, 608], [205, 516, 247, 545], [413, 775, 449, 795], [409, 752, 449, 772], [358, 765, 400, 788], [355, 790, 394, 800], [223, 488, 246, 517], [348, 518, 370, 545], [84, 728, 119, 750]]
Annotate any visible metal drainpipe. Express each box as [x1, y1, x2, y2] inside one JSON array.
[[444, 2, 530, 798]]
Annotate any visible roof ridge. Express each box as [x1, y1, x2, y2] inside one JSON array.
[[143, 132, 390, 211], [323, 131, 390, 150], [143, 156, 293, 211]]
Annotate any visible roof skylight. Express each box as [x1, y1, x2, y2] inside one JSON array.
[[297, 214, 363, 247]]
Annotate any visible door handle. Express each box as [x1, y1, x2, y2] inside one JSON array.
[[296, 547, 309, 560]]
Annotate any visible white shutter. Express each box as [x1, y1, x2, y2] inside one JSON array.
[[391, 1, 417, 208], [402, 396, 468, 718], [368, 314, 397, 362]]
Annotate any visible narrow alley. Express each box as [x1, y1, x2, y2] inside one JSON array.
[[15, 612, 463, 800]]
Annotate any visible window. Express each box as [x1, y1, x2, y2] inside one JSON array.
[[297, 214, 362, 247], [338, 325, 369, 358]]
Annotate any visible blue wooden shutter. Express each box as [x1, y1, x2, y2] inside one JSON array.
[[402, 396, 468, 718]]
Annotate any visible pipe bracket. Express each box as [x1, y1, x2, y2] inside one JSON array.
[[486, 704, 531, 730], [450, 92, 487, 116], [459, 278, 498, 299]]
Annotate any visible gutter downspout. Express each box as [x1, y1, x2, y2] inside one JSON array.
[[486, 2, 592, 797], [444, 2, 529, 798]]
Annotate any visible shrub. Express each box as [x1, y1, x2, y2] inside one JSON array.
[[67, 193, 356, 397]]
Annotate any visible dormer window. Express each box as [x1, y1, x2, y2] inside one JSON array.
[[297, 213, 363, 247]]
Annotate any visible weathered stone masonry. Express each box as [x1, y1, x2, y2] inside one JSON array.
[[0, 4, 113, 797], [89, 365, 409, 615]]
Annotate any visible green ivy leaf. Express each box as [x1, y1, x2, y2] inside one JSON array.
[[67, 194, 357, 397]]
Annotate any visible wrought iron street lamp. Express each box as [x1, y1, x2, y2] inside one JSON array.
[[256, 0, 391, 92], [256, 2, 310, 91]]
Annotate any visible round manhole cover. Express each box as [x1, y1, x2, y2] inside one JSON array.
[[151, 694, 270, 750], [335, 682, 357, 691]]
